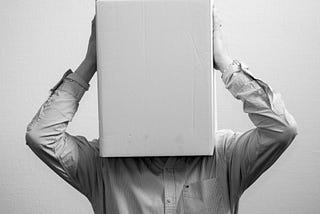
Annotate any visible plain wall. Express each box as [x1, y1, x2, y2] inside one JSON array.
[[0, 0, 319, 213]]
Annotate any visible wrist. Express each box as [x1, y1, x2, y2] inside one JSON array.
[[75, 59, 96, 84], [215, 55, 233, 72], [83, 57, 97, 68]]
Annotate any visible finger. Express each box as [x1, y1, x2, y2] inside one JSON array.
[[212, 4, 216, 17], [91, 15, 96, 35], [213, 10, 222, 26]]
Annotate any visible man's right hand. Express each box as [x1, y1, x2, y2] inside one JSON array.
[[85, 16, 97, 66], [75, 16, 97, 84]]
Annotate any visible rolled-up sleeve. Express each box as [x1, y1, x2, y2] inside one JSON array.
[[25, 69, 99, 199], [216, 61, 298, 205]]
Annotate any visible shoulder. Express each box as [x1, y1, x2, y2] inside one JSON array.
[[215, 129, 236, 149], [214, 129, 241, 161]]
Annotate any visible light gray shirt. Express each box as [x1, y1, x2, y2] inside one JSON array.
[[25, 62, 298, 214]]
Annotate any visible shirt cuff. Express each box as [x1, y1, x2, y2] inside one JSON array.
[[65, 72, 90, 91], [221, 61, 275, 108], [221, 61, 260, 98], [50, 69, 90, 100]]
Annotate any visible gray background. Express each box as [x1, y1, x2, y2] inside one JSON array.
[[0, 0, 319, 213]]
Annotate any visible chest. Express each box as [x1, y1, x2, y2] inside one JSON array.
[[92, 158, 230, 214]]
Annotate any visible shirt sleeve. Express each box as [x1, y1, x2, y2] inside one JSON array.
[[25, 69, 99, 199], [215, 61, 298, 204]]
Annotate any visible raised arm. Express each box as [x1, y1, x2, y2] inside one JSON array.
[[212, 7, 298, 209], [25, 17, 98, 199]]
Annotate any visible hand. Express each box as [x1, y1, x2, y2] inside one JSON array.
[[84, 16, 97, 67], [75, 16, 97, 84], [212, 6, 232, 72]]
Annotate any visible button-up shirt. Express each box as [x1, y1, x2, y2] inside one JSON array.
[[25, 62, 298, 214]]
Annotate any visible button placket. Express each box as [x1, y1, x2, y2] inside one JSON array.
[[164, 167, 176, 213]]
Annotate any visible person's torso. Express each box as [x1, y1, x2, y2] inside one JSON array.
[[88, 154, 235, 214]]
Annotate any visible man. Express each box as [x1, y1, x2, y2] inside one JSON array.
[[25, 7, 298, 214]]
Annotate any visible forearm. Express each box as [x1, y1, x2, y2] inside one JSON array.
[[26, 70, 89, 148], [222, 60, 298, 135], [214, 54, 233, 73], [75, 59, 96, 84]]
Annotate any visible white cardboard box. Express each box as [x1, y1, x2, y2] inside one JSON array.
[[96, 0, 216, 157]]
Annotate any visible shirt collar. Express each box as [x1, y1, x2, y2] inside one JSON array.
[[144, 156, 188, 171]]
